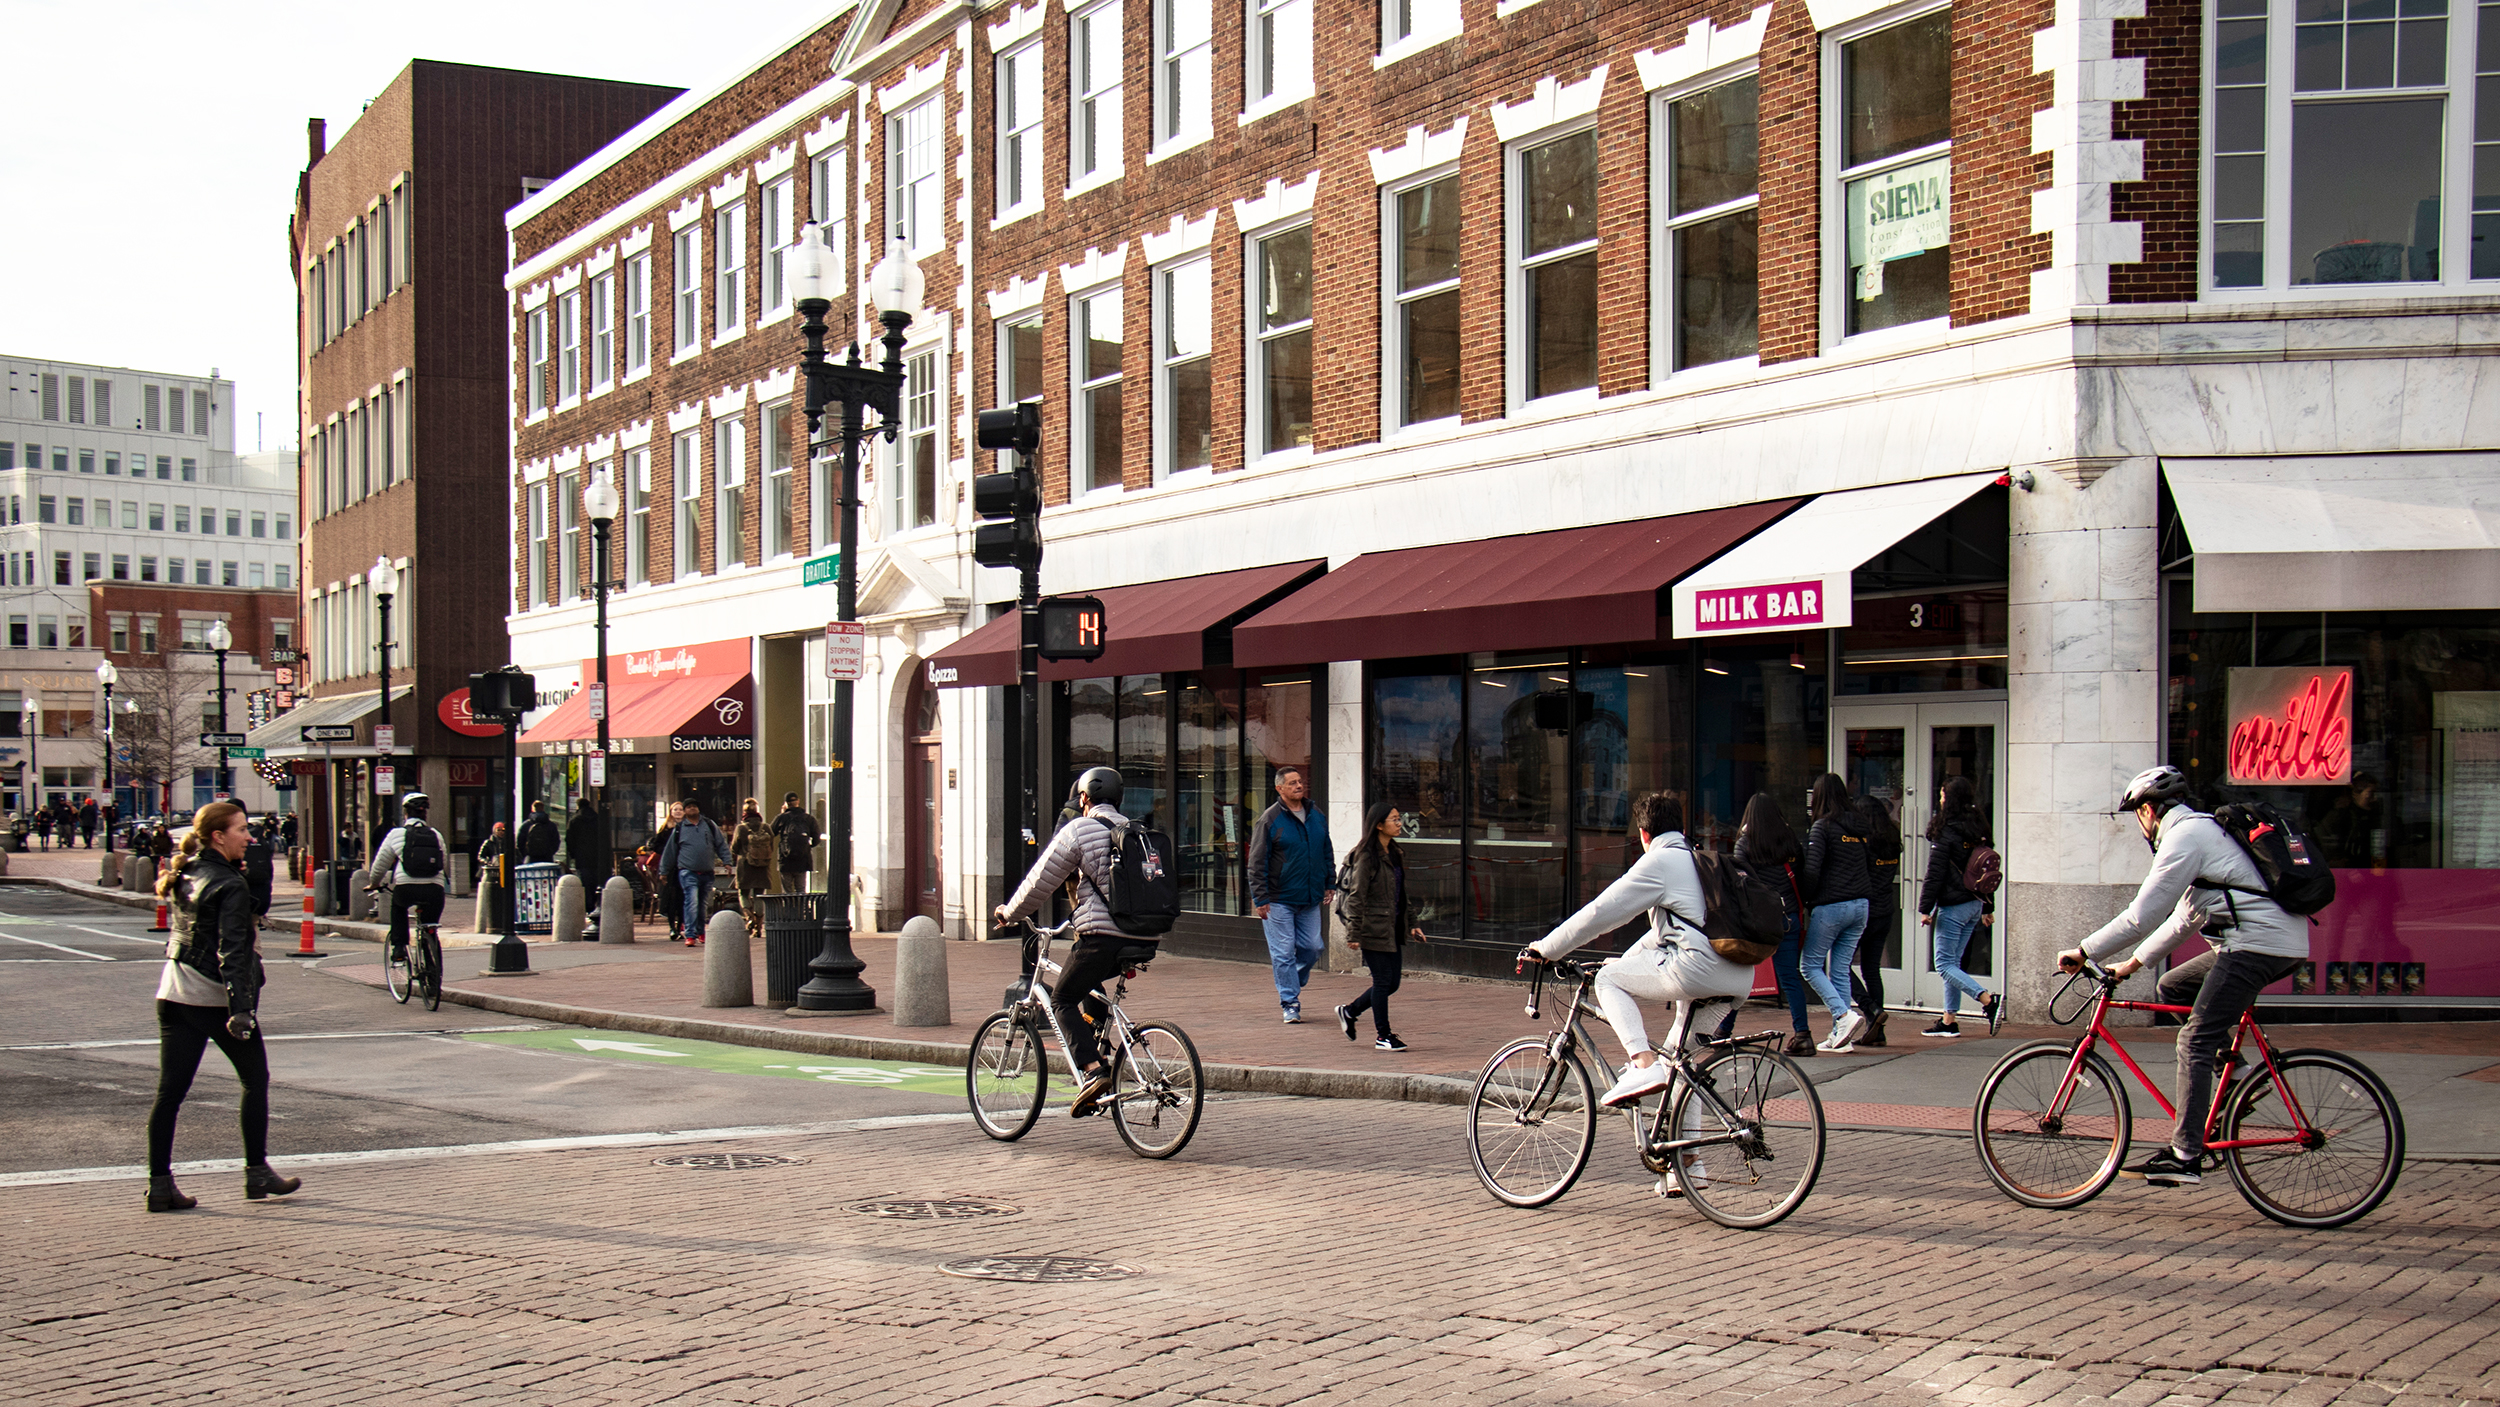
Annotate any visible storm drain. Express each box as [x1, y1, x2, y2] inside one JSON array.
[[938, 1255, 1142, 1283], [848, 1197, 1022, 1221], [650, 1153, 812, 1170]]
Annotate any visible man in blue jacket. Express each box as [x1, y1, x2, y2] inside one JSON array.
[[1247, 765, 1336, 1023]]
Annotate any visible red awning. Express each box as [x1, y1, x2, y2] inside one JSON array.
[[1230, 502, 1800, 668], [520, 672, 751, 746], [924, 559, 1325, 687]]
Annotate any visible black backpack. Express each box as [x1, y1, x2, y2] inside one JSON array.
[[2199, 802, 2337, 918], [1684, 844, 1788, 966], [399, 824, 445, 880], [776, 814, 817, 867], [1085, 817, 1181, 937]]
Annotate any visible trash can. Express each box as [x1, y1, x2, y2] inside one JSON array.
[[760, 892, 833, 1005], [514, 861, 561, 936]]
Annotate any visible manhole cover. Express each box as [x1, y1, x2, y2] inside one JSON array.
[[849, 1197, 1022, 1220], [650, 1153, 811, 1170], [938, 1255, 1142, 1283]]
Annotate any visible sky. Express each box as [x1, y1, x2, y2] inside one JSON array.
[[1, 0, 837, 454]]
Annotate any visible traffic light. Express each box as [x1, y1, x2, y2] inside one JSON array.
[[468, 666, 537, 719], [972, 403, 1042, 572]]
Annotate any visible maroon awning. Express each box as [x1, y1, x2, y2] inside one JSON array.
[[1230, 502, 1800, 668], [923, 559, 1326, 687]]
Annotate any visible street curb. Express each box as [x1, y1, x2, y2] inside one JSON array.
[[314, 965, 1477, 1106]]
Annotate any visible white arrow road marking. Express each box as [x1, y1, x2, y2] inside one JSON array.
[[570, 1038, 692, 1057]]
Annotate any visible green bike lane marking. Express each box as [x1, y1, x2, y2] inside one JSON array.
[[464, 1029, 973, 1094]]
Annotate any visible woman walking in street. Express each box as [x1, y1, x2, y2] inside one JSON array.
[[1732, 793, 1811, 1055], [1800, 774, 1875, 1052], [1849, 792, 1903, 1047], [146, 800, 298, 1212], [1918, 775, 2003, 1037], [1335, 801, 1425, 1051]]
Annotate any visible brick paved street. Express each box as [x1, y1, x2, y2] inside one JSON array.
[[9, 1095, 2500, 1405]]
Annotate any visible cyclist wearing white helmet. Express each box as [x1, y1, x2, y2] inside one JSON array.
[[2057, 765, 2307, 1187], [370, 793, 450, 957]]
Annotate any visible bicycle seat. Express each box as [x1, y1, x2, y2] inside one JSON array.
[[1116, 944, 1159, 969]]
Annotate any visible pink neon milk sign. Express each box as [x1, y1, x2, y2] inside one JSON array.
[[1691, 579, 1828, 633]]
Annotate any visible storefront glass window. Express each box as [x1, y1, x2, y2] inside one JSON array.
[[1117, 675, 1169, 827], [1841, 588, 2009, 693], [1467, 655, 1571, 949], [1369, 670, 1464, 937], [1574, 652, 1695, 903], [1694, 634, 1829, 850], [1176, 677, 1243, 913]]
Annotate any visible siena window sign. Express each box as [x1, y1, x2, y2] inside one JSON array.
[[1846, 155, 1949, 300], [2227, 666, 2354, 785]]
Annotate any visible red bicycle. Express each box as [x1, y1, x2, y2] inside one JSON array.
[[1973, 955, 2403, 1228]]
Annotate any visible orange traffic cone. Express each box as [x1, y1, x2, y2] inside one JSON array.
[[295, 891, 322, 957], [149, 902, 171, 933]]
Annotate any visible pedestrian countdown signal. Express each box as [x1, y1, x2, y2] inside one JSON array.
[[1038, 596, 1106, 662]]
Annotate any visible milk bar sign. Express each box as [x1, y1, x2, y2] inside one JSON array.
[[1687, 579, 1835, 634]]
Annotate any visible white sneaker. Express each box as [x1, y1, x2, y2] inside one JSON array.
[[1820, 1010, 1865, 1051], [1654, 1158, 1710, 1199], [1600, 1062, 1674, 1108]]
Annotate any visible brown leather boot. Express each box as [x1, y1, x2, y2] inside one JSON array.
[[146, 1176, 196, 1213]]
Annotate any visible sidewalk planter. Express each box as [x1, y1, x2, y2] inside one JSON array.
[[513, 862, 560, 936], [758, 892, 832, 1006]]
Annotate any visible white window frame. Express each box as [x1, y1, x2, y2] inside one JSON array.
[[673, 429, 703, 578], [1154, 256, 1215, 481], [624, 253, 653, 376], [1381, 0, 1462, 62], [626, 446, 652, 588], [999, 311, 1046, 408], [556, 473, 580, 603], [1247, 222, 1315, 459], [1245, 0, 1313, 115], [1821, 0, 1955, 348], [890, 98, 943, 258], [1070, 283, 1126, 497], [1651, 66, 1763, 381], [713, 201, 748, 340], [673, 226, 702, 357], [809, 148, 850, 290], [1505, 122, 1603, 411], [526, 481, 549, 608], [998, 40, 1046, 222], [715, 416, 747, 570], [1071, 0, 1126, 190], [762, 178, 796, 317], [590, 271, 616, 392], [891, 346, 946, 533], [1154, 0, 1214, 154], [524, 306, 550, 415], [556, 290, 583, 404], [1380, 166, 1463, 433], [766, 401, 799, 559]]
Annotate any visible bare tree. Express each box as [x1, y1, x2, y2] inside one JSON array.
[[109, 653, 219, 815]]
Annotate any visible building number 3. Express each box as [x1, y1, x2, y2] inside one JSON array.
[[1909, 603, 1924, 629]]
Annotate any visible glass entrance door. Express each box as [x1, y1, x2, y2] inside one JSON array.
[[1835, 699, 2006, 1011]]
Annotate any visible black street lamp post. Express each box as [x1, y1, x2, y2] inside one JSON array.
[[583, 476, 620, 801], [786, 223, 919, 1014], [207, 619, 233, 801], [96, 660, 116, 849]]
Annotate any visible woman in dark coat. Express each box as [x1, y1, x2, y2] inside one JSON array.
[[1733, 793, 1810, 1055], [1333, 801, 1426, 1051], [1799, 774, 1875, 1051], [1849, 792, 1903, 1047], [147, 800, 299, 1212], [1918, 774, 2002, 1037]]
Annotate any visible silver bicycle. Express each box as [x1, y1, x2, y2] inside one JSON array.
[[1466, 956, 1827, 1229], [967, 917, 1206, 1159]]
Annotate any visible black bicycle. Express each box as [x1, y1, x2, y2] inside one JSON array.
[[968, 917, 1205, 1159], [1466, 956, 1826, 1229], [379, 894, 443, 1013]]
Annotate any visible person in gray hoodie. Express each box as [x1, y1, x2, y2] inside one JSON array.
[[2061, 765, 2309, 1188]]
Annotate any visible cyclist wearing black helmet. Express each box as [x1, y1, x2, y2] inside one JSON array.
[[995, 766, 1144, 1117], [2058, 765, 2308, 1187]]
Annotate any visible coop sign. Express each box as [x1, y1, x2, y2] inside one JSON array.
[[2226, 667, 2353, 786]]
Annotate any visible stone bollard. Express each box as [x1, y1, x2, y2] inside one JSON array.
[[599, 875, 636, 944], [450, 853, 472, 899], [0, 847, 12, 877], [124, 856, 155, 893], [553, 874, 585, 942], [347, 869, 373, 921], [702, 908, 752, 1007], [474, 874, 500, 935], [100, 851, 120, 886], [893, 915, 950, 1028]]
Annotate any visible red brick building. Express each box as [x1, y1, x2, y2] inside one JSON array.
[[90, 581, 295, 814]]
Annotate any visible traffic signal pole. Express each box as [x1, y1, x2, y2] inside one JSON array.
[[974, 405, 1045, 893]]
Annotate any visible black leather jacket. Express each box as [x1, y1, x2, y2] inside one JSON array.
[[168, 851, 264, 1016]]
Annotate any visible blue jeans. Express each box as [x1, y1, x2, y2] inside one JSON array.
[[679, 868, 716, 939], [1263, 901, 1326, 1010], [1772, 906, 1809, 1031], [1932, 900, 1990, 1016], [1802, 898, 1868, 1021]]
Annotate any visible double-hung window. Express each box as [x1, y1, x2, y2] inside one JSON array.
[[1249, 0, 1313, 108], [715, 417, 746, 570], [999, 41, 1045, 218], [590, 272, 616, 391], [1156, 0, 1213, 148], [2210, 0, 2481, 287], [625, 254, 652, 374], [809, 147, 850, 286], [1074, 288, 1125, 492], [766, 401, 799, 557], [1390, 172, 1460, 424], [1833, 7, 1952, 334], [555, 474, 578, 603], [714, 202, 747, 336], [557, 290, 582, 403], [1384, 0, 1461, 53], [525, 306, 550, 413], [1072, 1, 1125, 183], [895, 351, 942, 531], [1510, 129, 1600, 402], [1659, 74, 1761, 370], [673, 227, 702, 355], [673, 430, 702, 578], [1254, 228, 1315, 454], [762, 178, 796, 314], [1156, 258, 1214, 477], [1002, 314, 1046, 406], [890, 99, 942, 257], [626, 447, 652, 586], [526, 482, 548, 608]]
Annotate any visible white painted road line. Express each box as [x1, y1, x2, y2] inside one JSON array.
[[0, 932, 114, 961], [0, 1112, 974, 1186], [0, 912, 169, 944], [4, 1024, 548, 1051]]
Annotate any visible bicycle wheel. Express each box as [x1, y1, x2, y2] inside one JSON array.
[[383, 935, 413, 1004], [1466, 1037, 1598, 1208], [1668, 1047, 1824, 1229], [1110, 1021, 1204, 1159], [967, 1011, 1048, 1142], [2219, 1050, 2404, 1229], [1974, 1041, 2132, 1210], [418, 931, 443, 1013]]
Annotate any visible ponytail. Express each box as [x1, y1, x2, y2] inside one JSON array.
[[157, 799, 245, 899]]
